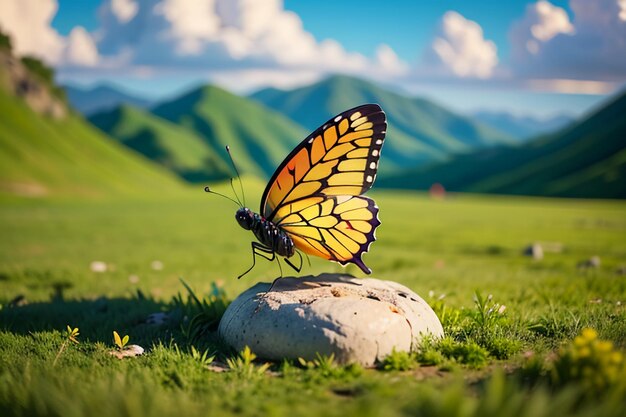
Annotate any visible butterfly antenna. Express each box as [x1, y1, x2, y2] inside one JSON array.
[[225, 145, 247, 207], [204, 186, 241, 207], [229, 178, 243, 207]]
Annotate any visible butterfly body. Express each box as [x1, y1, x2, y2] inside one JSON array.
[[235, 207, 295, 258]]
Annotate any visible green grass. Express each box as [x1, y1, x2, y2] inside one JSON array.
[[1, 188, 625, 416]]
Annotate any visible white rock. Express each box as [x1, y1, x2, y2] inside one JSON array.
[[109, 344, 144, 359], [90, 261, 107, 272], [218, 274, 444, 366]]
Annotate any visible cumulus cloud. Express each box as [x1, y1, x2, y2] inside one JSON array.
[[375, 44, 408, 75], [0, 0, 64, 63], [64, 27, 100, 66], [510, 0, 626, 82], [428, 11, 498, 79], [95, 0, 375, 72], [110, 0, 138, 24], [0, 0, 100, 68], [82, 0, 407, 90]]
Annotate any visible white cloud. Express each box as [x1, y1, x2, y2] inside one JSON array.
[[64, 27, 99, 66], [0, 0, 409, 93], [0, 0, 100, 68], [375, 44, 408, 75], [88, 0, 407, 88], [110, 0, 138, 24], [510, 1, 574, 58], [0, 0, 64, 63], [428, 11, 498, 79], [510, 0, 626, 82], [154, 0, 221, 55]]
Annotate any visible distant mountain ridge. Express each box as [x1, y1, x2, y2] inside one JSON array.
[[472, 111, 575, 141], [89, 105, 231, 183], [378, 90, 626, 199], [150, 85, 310, 180], [251, 75, 515, 172], [65, 84, 152, 116]]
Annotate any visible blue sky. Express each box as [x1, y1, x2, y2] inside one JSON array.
[[3, 0, 625, 117]]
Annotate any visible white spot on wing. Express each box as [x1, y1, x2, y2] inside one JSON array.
[[366, 175, 373, 183], [376, 139, 383, 145], [372, 150, 379, 157], [334, 116, 342, 122], [369, 162, 376, 169]]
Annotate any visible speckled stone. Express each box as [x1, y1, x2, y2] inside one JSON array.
[[218, 274, 444, 366]]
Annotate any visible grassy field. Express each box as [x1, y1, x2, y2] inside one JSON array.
[[1, 187, 625, 416]]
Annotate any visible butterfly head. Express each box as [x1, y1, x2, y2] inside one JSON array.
[[235, 207, 255, 230]]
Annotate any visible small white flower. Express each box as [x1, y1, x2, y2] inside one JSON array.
[[497, 305, 506, 314], [428, 290, 435, 298], [128, 274, 140, 284], [151, 260, 164, 271], [90, 261, 107, 273]]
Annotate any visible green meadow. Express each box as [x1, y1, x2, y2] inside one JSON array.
[[1, 185, 625, 417]]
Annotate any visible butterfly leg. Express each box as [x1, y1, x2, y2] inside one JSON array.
[[238, 242, 275, 279], [284, 251, 303, 273]]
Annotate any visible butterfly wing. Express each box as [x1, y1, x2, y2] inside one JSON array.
[[272, 194, 380, 274], [260, 104, 386, 273]]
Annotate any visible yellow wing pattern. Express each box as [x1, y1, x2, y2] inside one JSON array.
[[261, 104, 386, 220], [260, 104, 386, 274], [273, 194, 380, 273]]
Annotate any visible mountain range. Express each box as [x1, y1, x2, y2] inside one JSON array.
[[3, 41, 622, 200], [471, 111, 575, 141], [64, 84, 153, 116], [250, 75, 514, 172], [150, 85, 308, 179], [378, 90, 626, 199]]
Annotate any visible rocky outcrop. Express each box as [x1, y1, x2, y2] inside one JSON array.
[[0, 51, 66, 119]]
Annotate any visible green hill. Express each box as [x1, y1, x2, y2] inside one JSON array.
[[250, 75, 514, 172], [89, 105, 230, 182], [152, 85, 309, 179], [0, 48, 184, 199], [379, 90, 626, 199]]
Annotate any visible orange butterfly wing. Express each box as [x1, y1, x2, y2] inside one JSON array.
[[260, 104, 386, 273]]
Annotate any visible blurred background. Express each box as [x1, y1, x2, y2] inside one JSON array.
[[0, 0, 624, 199], [0, 0, 625, 299]]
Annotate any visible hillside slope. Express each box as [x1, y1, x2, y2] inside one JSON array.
[[379, 90, 626, 199], [0, 47, 184, 198], [89, 105, 230, 182], [251, 75, 514, 172], [152, 85, 309, 179]]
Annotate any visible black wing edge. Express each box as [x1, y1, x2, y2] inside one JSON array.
[[260, 104, 387, 215]]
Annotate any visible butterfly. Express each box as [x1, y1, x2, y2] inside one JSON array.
[[208, 104, 386, 278]]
